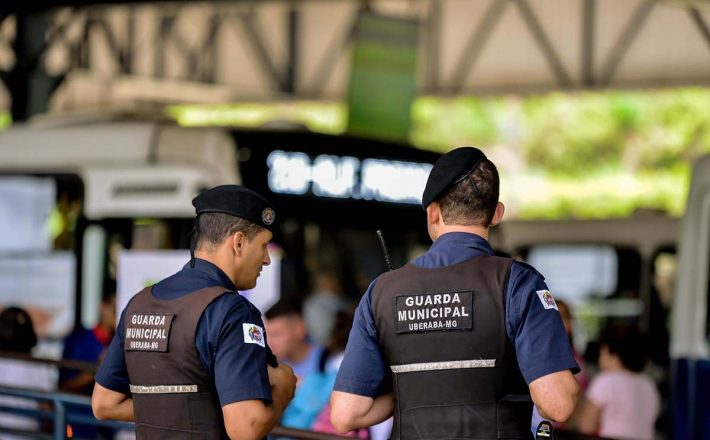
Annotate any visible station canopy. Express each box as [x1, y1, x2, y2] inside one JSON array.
[[1, 0, 709, 111]]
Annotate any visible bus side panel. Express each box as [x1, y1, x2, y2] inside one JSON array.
[[672, 358, 710, 440]]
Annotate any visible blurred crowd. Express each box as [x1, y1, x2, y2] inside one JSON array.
[[0, 272, 662, 440]]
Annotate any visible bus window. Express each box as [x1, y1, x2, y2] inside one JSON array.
[[525, 244, 643, 354], [653, 250, 677, 310], [527, 245, 618, 302], [0, 176, 83, 356]]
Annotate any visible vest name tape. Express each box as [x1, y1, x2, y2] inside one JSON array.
[[390, 359, 496, 373], [129, 384, 198, 394], [395, 290, 473, 333], [124, 313, 175, 352]]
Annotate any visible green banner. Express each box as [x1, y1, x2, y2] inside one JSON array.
[[346, 12, 419, 141]]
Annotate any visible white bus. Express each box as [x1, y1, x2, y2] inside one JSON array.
[[0, 118, 239, 353]]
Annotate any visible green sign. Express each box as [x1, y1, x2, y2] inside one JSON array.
[[347, 12, 419, 141]]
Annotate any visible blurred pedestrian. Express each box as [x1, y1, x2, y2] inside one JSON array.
[[303, 270, 348, 347], [0, 306, 57, 439], [59, 290, 116, 439], [265, 296, 325, 384], [60, 290, 116, 394], [577, 326, 659, 440]]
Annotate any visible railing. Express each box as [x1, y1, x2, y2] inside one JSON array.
[[0, 350, 97, 372], [0, 353, 611, 440], [0, 385, 131, 439], [0, 385, 350, 440]]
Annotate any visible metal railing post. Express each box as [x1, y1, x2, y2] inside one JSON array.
[[53, 400, 65, 440]]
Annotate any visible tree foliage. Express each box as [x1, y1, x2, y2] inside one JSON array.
[[410, 88, 710, 219]]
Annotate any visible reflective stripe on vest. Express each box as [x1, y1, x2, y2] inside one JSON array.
[[129, 384, 198, 394], [390, 359, 496, 373]]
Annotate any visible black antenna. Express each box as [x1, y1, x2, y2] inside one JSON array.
[[376, 230, 393, 271]]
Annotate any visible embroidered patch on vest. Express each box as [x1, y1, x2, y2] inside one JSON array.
[[395, 290, 473, 334], [243, 323, 265, 347], [536, 290, 558, 310], [124, 313, 174, 352]]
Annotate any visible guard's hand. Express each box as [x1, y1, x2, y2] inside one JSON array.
[[268, 363, 296, 401]]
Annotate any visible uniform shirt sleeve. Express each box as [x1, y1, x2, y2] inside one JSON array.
[[333, 279, 391, 397], [201, 294, 272, 407], [506, 262, 580, 384], [95, 308, 131, 394]]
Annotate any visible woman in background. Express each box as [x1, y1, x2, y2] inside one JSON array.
[[577, 325, 660, 440]]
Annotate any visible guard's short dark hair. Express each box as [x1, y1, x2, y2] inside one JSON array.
[[264, 296, 303, 320], [439, 158, 499, 227], [195, 212, 264, 250], [600, 325, 649, 373], [0, 307, 37, 353]]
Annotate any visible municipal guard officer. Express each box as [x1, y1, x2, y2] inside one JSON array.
[[330, 147, 580, 439], [92, 185, 297, 439]]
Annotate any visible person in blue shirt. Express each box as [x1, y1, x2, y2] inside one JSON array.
[[264, 296, 327, 430], [330, 147, 580, 439], [264, 297, 325, 383], [92, 185, 296, 439], [59, 290, 116, 439]]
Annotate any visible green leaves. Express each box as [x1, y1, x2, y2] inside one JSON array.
[[410, 88, 710, 219]]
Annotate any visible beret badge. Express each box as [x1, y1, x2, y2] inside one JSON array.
[[262, 207, 275, 226]]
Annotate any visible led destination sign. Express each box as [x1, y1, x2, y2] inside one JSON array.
[[267, 150, 433, 205]]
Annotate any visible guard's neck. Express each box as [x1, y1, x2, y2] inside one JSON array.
[[433, 224, 489, 242], [194, 249, 238, 286]]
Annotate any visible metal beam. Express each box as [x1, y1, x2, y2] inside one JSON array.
[[305, 6, 361, 95], [90, 15, 128, 73], [689, 7, 710, 54], [599, 0, 656, 86], [238, 6, 284, 90], [582, 0, 595, 86], [449, 0, 509, 93], [154, 14, 175, 77], [423, 0, 442, 92], [200, 11, 220, 82], [285, 2, 299, 93], [283, 1, 300, 94], [124, 6, 135, 74], [4, 10, 64, 121], [513, 0, 572, 87]]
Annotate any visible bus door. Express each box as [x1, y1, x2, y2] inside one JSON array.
[[671, 154, 710, 440]]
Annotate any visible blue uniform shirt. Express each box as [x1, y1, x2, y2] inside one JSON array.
[[96, 259, 273, 406], [334, 231, 579, 397]]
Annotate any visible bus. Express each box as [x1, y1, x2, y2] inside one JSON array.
[[669, 155, 710, 440], [0, 117, 239, 355]]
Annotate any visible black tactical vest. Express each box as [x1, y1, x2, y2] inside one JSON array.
[[371, 255, 532, 440], [124, 286, 228, 439]]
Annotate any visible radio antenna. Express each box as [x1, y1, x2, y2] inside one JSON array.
[[376, 230, 393, 271]]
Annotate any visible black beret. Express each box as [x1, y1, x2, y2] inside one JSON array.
[[192, 185, 277, 232], [421, 146, 487, 209]]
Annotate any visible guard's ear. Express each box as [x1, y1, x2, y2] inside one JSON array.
[[426, 201, 441, 226], [490, 202, 505, 227], [232, 231, 245, 256]]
